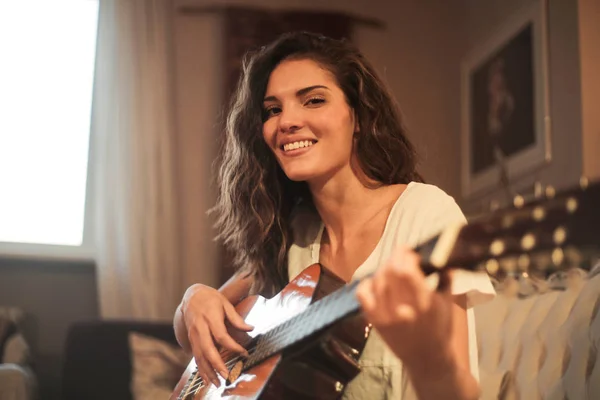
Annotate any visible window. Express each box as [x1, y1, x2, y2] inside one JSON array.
[[0, 0, 99, 260]]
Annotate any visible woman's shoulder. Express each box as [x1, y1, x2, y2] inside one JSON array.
[[402, 182, 457, 204], [389, 182, 466, 244], [398, 182, 463, 219]]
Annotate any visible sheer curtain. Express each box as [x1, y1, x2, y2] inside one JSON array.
[[92, 0, 182, 320]]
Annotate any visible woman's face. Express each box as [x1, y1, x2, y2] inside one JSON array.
[[262, 58, 357, 184]]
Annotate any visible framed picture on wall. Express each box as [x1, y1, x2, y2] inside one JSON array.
[[460, 0, 551, 198]]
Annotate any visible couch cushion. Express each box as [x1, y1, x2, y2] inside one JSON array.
[[129, 332, 189, 400], [62, 320, 179, 400], [0, 317, 17, 362], [475, 268, 600, 399]]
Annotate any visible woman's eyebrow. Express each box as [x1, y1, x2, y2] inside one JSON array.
[[263, 85, 330, 102]]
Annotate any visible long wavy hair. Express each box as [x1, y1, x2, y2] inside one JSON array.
[[211, 32, 423, 296]]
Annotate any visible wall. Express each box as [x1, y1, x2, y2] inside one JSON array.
[[358, 1, 466, 198]]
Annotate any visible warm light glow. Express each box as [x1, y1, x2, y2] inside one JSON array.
[[0, 1, 99, 246]]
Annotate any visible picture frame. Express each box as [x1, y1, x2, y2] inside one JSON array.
[[460, 0, 551, 198]]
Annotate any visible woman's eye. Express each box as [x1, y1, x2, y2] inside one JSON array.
[[263, 106, 281, 119], [305, 97, 325, 106]]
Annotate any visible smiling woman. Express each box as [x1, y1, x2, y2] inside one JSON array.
[[174, 32, 494, 400], [0, 0, 99, 260]]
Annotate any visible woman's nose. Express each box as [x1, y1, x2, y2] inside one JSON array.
[[278, 105, 303, 133]]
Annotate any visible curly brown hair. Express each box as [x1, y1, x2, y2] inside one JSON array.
[[211, 32, 423, 296]]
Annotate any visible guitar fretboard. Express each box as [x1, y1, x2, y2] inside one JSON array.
[[244, 279, 362, 370]]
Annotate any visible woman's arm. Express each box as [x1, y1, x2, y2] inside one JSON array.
[[173, 271, 254, 386], [356, 246, 480, 400], [404, 294, 479, 400]]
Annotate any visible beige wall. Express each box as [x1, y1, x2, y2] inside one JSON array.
[[171, 0, 465, 286], [172, 7, 223, 289], [578, 0, 600, 181]]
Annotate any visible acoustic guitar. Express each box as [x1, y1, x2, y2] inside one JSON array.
[[171, 179, 600, 400]]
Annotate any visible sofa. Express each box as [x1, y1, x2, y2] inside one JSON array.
[[0, 307, 37, 400], [475, 266, 600, 399], [61, 266, 600, 400], [61, 320, 181, 400]]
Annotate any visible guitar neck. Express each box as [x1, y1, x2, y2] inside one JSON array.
[[245, 178, 600, 371], [244, 278, 362, 369]]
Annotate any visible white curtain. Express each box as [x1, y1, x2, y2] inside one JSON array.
[[92, 0, 182, 320]]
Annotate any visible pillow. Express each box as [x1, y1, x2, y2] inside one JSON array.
[[3, 333, 31, 365], [128, 332, 190, 400], [0, 317, 17, 362]]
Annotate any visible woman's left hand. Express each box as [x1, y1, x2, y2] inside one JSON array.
[[355, 245, 457, 374]]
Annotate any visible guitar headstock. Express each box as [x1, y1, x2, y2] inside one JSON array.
[[418, 179, 600, 281]]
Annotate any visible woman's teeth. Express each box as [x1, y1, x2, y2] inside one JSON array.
[[283, 140, 314, 152]]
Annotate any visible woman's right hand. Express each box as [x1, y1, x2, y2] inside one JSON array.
[[181, 283, 254, 388]]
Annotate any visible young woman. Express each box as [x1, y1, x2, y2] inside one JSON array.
[[174, 32, 495, 399]]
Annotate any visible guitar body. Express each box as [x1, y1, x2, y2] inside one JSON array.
[[171, 263, 370, 400]]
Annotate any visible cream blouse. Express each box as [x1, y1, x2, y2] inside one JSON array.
[[286, 182, 496, 399]]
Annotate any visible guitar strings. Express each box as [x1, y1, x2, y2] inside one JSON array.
[[186, 352, 249, 393], [185, 282, 363, 394], [185, 322, 310, 394]]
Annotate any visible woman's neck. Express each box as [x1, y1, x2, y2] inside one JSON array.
[[308, 168, 407, 249]]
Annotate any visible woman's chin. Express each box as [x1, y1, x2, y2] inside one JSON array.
[[282, 168, 318, 182], [285, 173, 313, 182]]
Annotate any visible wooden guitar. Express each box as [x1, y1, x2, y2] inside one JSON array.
[[171, 179, 600, 400]]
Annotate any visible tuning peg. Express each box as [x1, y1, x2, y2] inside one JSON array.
[[580, 176, 589, 190], [513, 194, 525, 208], [532, 206, 546, 221], [485, 259, 500, 275], [490, 239, 505, 256], [534, 181, 544, 199], [521, 233, 536, 251], [566, 197, 578, 214], [545, 185, 556, 199], [553, 226, 567, 245], [552, 248, 564, 266]]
